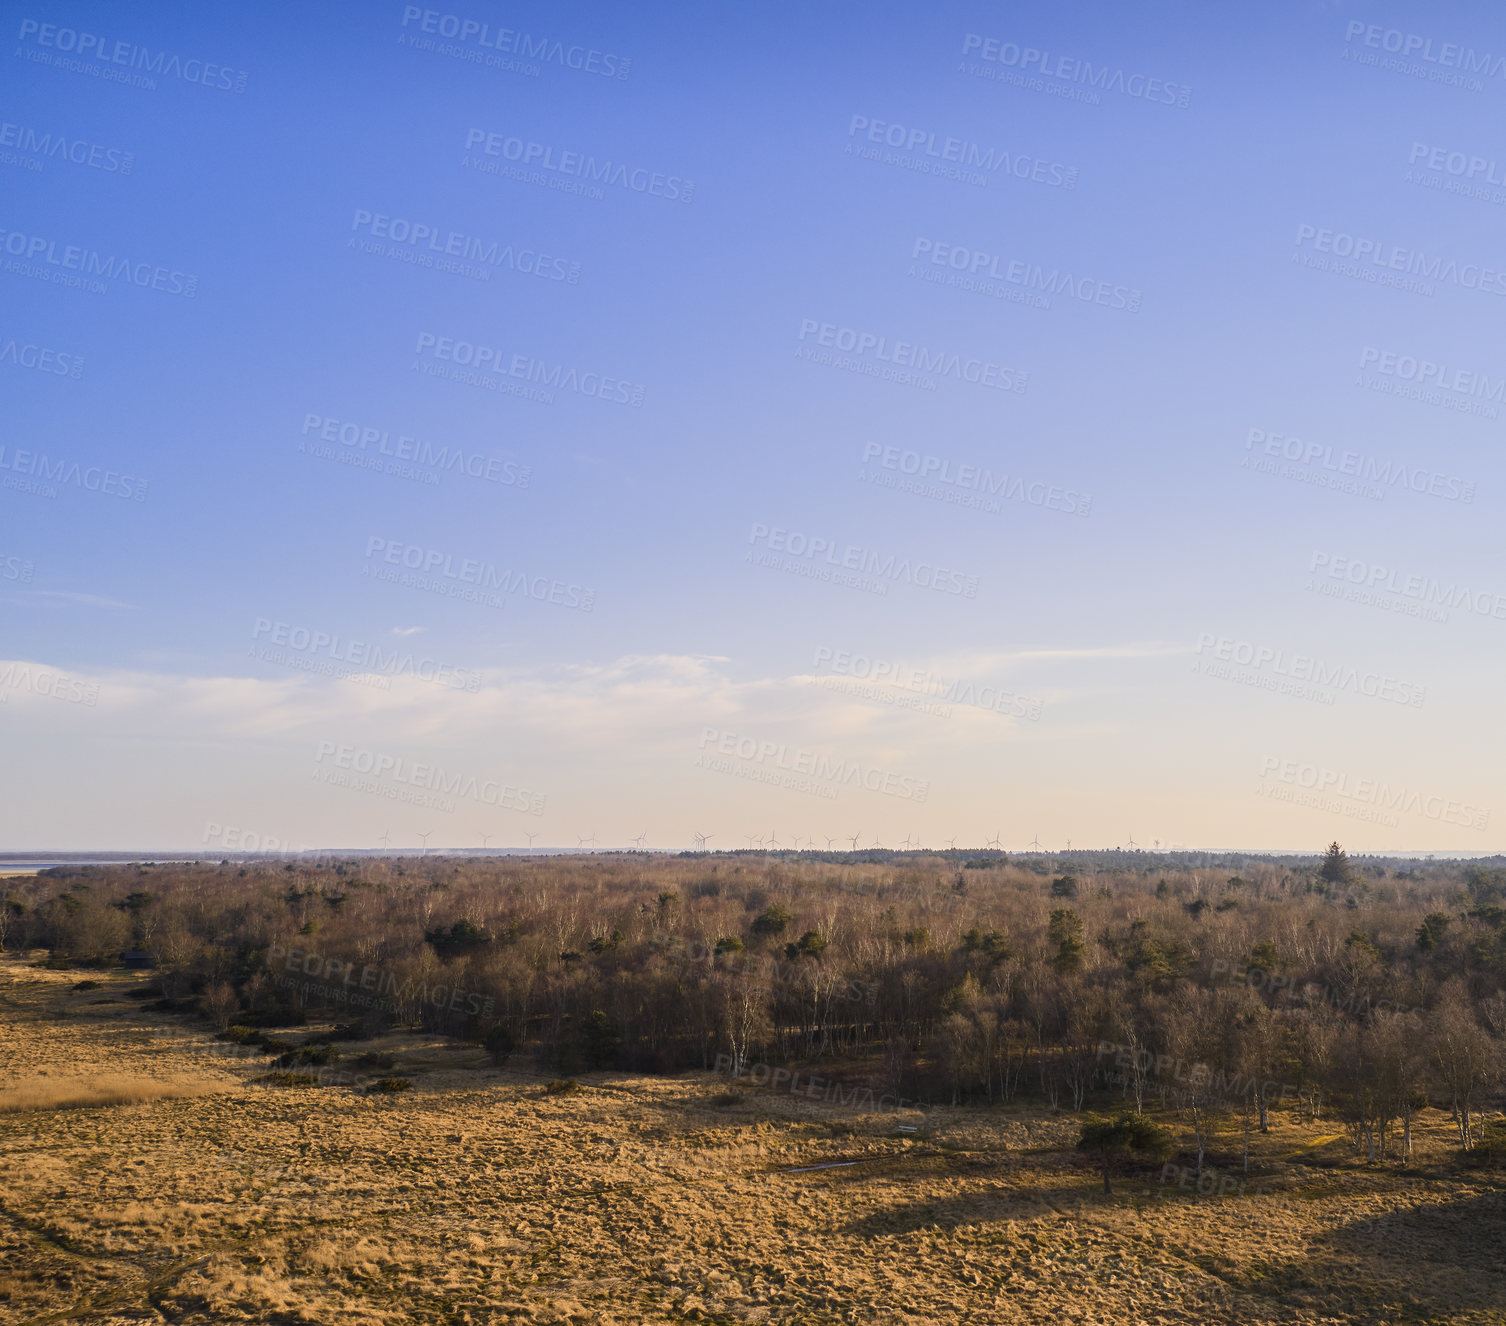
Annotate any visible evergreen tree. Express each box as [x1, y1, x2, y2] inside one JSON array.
[[1319, 842, 1353, 886]]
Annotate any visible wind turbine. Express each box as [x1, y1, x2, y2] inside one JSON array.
[[1027, 832, 1043, 852], [479, 833, 492, 850], [823, 835, 837, 849], [945, 835, 958, 851], [986, 831, 1002, 850], [692, 831, 713, 850], [870, 832, 883, 849], [524, 831, 539, 850], [847, 832, 862, 849], [766, 830, 781, 850], [416, 831, 431, 857], [744, 833, 762, 849], [377, 829, 392, 850], [900, 832, 918, 850], [1127, 832, 1138, 851], [577, 830, 596, 849], [630, 831, 647, 849]]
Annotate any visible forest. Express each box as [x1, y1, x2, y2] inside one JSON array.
[[6, 843, 1504, 1167]]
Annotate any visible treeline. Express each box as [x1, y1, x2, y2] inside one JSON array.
[[5, 844, 1506, 1158]]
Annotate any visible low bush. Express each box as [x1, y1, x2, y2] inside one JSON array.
[[273, 1045, 339, 1068], [258, 1072, 318, 1087], [354, 1051, 397, 1070], [545, 1079, 582, 1096], [369, 1077, 412, 1094]]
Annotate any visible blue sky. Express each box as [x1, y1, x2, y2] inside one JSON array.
[[3, 0, 1504, 851]]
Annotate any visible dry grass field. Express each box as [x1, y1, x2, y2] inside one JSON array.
[[2, 959, 1504, 1326]]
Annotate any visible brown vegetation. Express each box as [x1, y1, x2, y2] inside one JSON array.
[[2, 847, 1505, 1321]]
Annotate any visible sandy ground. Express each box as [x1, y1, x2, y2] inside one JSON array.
[[2, 960, 1504, 1325]]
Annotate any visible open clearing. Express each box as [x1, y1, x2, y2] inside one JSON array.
[[2, 962, 1503, 1325]]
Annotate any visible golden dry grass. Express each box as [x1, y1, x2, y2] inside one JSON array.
[[2, 960, 1504, 1325]]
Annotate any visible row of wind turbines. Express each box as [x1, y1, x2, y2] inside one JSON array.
[[374, 829, 1165, 855]]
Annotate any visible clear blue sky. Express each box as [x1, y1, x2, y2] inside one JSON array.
[[4, 0, 1503, 851]]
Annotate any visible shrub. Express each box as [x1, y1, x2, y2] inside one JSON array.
[[355, 1051, 397, 1070], [545, 1078, 582, 1095], [217, 1025, 259, 1044], [483, 1024, 515, 1067], [273, 1045, 339, 1068], [370, 1077, 412, 1093], [784, 931, 827, 960], [259, 1072, 318, 1087], [1470, 1119, 1506, 1167], [72, 979, 103, 991], [751, 905, 793, 938]]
